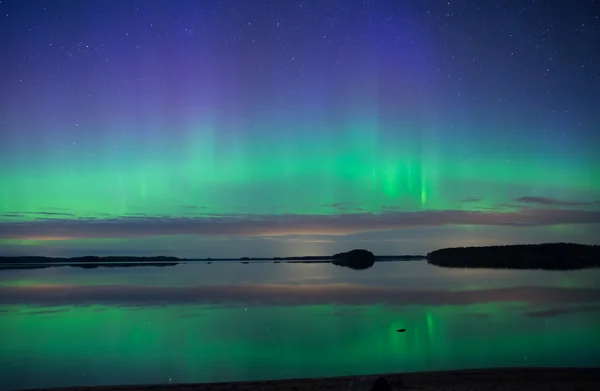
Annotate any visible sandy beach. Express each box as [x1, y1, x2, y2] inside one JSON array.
[[25, 367, 600, 391]]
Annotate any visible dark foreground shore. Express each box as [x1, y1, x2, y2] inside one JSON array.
[[25, 367, 600, 391]]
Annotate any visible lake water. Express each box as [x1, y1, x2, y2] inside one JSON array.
[[1, 260, 599, 390]]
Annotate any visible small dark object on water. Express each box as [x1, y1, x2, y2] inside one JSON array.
[[397, 328, 406, 332], [370, 377, 392, 391]]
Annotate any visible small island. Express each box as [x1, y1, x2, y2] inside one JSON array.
[[331, 249, 376, 270], [427, 243, 600, 270]]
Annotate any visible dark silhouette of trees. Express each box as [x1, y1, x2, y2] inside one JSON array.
[[427, 243, 600, 270], [331, 249, 376, 270]]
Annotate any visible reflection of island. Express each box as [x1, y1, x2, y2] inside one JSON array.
[[427, 243, 600, 270], [332, 249, 375, 270]]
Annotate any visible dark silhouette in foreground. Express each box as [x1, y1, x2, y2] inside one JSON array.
[[332, 249, 375, 270], [370, 377, 393, 391], [427, 243, 600, 270]]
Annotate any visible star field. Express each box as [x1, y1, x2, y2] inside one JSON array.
[[0, 0, 599, 257]]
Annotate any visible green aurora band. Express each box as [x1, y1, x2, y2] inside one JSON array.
[[1, 121, 599, 217]]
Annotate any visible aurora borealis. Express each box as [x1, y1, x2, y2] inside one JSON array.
[[1, 0, 599, 257]]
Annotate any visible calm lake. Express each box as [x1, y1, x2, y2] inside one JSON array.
[[1, 260, 599, 390]]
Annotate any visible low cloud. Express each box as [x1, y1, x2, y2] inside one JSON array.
[[462, 312, 490, 318], [325, 203, 365, 212], [1, 211, 76, 218], [380, 205, 404, 210], [35, 212, 76, 216], [264, 235, 336, 244], [524, 305, 600, 318], [0, 213, 26, 218], [1, 207, 599, 240], [21, 308, 71, 316], [515, 196, 596, 207], [461, 197, 481, 203]]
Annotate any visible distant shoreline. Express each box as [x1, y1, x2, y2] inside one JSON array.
[[427, 243, 600, 270], [16, 367, 600, 391], [0, 254, 426, 270], [0, 255, 427, 263], [3, 242, 599, 271], [0, 255, 426, 263]]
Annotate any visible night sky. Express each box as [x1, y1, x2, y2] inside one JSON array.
[[1, 0, 599, 257]]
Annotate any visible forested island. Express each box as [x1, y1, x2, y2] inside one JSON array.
[[332, 249, 376, 270], [427, 243, 600, 270]]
